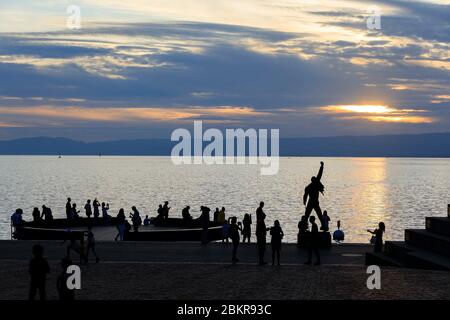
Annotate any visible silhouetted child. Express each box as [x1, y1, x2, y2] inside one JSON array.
[[229, 217, 242, 263], [333, 220, 345, 242], [86, 226, 100, 264], [269, 220, 284, 266], [305, 216, 321, 265], [222, 220, 230, 243], [321, 210, 331, 232], [368, 222, 385, 253], [28, 244, 50, 300], [56, 257, 75, 301], [242, 213, 252, 243], [144, 215, 151, 226]]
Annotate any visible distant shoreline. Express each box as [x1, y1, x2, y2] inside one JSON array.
[[2, 132, 450, 157]]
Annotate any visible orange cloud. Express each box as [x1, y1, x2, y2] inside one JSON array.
[[0, 105, 269, 125]]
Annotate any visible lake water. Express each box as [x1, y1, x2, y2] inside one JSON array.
[[1, 156, 449, 243]]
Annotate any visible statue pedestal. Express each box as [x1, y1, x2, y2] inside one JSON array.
[[297, 231, 332, 249]]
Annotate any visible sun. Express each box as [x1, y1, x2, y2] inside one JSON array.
[[331, 105, 395, 114]]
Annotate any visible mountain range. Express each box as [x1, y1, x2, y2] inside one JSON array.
[[1, 132, 450, 157]]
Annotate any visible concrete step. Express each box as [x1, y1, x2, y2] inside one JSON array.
[[426, 217, 450, 237], [385, 241, 450, 270], [365, 251, 405, 267], [405, 229, 450, 257]]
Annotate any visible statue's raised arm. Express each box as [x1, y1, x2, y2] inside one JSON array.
[[317, 161, 324, 181]]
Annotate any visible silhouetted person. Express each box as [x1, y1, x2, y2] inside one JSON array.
[[71, 203, 80, 220], [303, 161, 325, 229], [101, 202, 110, 225], [42, 205, 53, 222], [162, 201, 171, 219], [62, 236, 84, 264], [56, 257, 75, 301], [144, 215, 151, 226], [242, 213, 252, 243], [368, 222, 385, 253], [305, 216, 321, 265], [270, 220, 284, 266], [256, 201, 267, 265], [66, 198, 72, 220], [115, 209, 126, 241], [157, 204, 164, 219], [182, 206, 192, 220], [213, 208, 219, 222], [229, 217, 242, 263], [218, 207, 226, 223], [298, 215, 308, 234], [93, 198, 101, 219], [322, 210, 331, 232], [32, 207, 41, 222], [11, 208, 24, 227], [28, 244, 50, 300], [86, 226, 100, 263], [84, 199, 92, 218], [130, 206, 142, 232], [333, 220, 345, 242], [222, 220, 230, 243], [199, 206, 210, 245]]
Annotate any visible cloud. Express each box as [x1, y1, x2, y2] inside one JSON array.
[[0, 0, 448, 139]]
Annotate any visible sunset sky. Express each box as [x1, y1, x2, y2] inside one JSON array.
[[0, 0, 449, 141]]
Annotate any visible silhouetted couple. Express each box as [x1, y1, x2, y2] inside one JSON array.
[[157, 201, 171, 219], [303, 161, 326, 230]]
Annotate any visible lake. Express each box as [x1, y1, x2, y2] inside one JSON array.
[[1, 156, 449, 242]]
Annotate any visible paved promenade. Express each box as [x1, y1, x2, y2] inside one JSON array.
[[1, 241, 449, 300]]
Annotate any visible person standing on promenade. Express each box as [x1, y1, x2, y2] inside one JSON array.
[[11, 208, 24, 227], [256, 201, 267, 265], [242, 213, 252, 243], [32, 207, 41, 222], [28, 244, 50, 300], [321, 210, 331, 232], [218, 207, 226, 223], [199, 206, 211, 245], [84, 199, 92, 219], [56, 257, 75, 301], [101, 202, 110, 225], [229, 217, 242, 263], [86, 226, 100, 263], [214, 208, 220, 222], [305, 216, 321, 265], [115, 208, 126, 241], [368, 222, 385, 253], [269, 220, 284, 266], [130, 206, 142, 232], [222, 219, 230, 243], [162, 201, 171, 219], [303, 161, 325, 229], [66, 198, 72, 220], [93, 198, 101, 220]]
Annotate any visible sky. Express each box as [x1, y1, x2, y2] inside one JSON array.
[[0, 0, 449, 141]]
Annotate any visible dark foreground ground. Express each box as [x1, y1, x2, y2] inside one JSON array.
[[0, 241, 449, 300]]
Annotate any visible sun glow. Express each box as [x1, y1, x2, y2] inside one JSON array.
[[321, 104, 434, 124], [329, 105, 395, 114]]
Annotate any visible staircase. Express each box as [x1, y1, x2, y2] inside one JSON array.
[[365, 205, 450, 270]]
